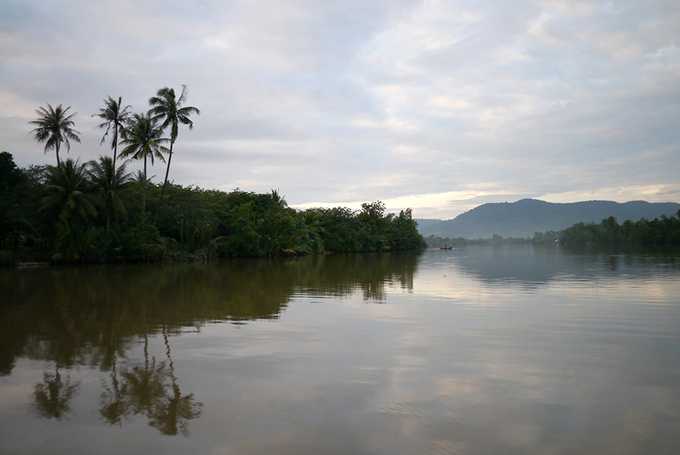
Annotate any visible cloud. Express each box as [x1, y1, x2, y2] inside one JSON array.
[[1, 0, 678, 219], [538, 183, 680, 205]]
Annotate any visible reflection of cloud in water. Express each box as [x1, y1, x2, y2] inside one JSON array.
[[2, 250, 680, 453], [360, 275, 680, 453], [413, 246, 680, 303]]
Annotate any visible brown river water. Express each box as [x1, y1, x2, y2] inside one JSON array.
[[1, 246, 680, 454]]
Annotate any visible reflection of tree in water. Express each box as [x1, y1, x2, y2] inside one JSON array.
[[148, 327, 202, 436], [118, 337, 166, 420], [99, 335, 162, 426], [99, 353, 126, 425], [7, 254, 418, 434], [449, 245, 680, 288], [2, 253, 420, 374], [99, 333, 202, 436], [286, 253, 419, 302], [33, 364, 79, 419]]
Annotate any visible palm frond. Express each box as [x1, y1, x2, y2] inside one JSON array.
[[177, 85, 188, 104], [29, 103, 81, 157], [177, 106, 200, 116]]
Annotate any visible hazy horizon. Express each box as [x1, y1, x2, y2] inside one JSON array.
[[414, 198, 680, 221], [2, 1, 680, 218]]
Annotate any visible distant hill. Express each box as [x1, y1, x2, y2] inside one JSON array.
[[417, 199, 680, 239]]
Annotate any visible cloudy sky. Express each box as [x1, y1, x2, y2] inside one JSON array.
[[1, 0, 679, 218]]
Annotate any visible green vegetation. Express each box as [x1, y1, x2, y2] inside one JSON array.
[[534, 214, 680, 250], [94, 96, 131, 171], [148, 85, 200, 195], [0, 86, 423, 265], [29, 104, 81, 167], [0, 151, 423, 264]]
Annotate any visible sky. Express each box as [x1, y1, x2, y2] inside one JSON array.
[[1, 0, 679, 219]]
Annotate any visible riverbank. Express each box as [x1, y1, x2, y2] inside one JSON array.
[[1, 153, 425, 266]]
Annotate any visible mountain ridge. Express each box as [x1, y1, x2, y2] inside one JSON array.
[[416, 199, 680, 239]]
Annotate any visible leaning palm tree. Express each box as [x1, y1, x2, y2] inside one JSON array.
[[88, 156, 132, 232], [148, 85, 199, 195], [29, 104, 80, 167], [94, 96, 131, 171], [119, 113, 168, 181]]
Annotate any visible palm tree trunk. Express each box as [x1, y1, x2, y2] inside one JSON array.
[[55, 142, 61, 167], [113, 97, 121, 171], [112, 123, 118, 172], [161, 140, 174, 198], [142, 155, 148, 217]]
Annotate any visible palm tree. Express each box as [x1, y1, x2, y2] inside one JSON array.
[[148, 86, 200, 195], [88, 156, 132, 232], [94, 96, 131, 171], [119, 113, 168, 181], [42, 159, 97, 231], [29, 104, 81, 167], [41, 159, 97, 258]]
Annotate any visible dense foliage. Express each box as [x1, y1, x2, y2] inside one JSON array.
[[0, 152, 424, 264], [544, 214, 680, 250], [1, 87, 423, 264]]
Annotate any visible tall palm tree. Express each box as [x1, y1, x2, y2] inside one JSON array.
[[94, 96, 131, 171], [88, 156, 132, 232], [119, 113, 168, 181], [29, 104, 81, 167], [148, 85, 199, 195]]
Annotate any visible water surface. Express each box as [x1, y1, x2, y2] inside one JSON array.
[[2, 247, 680, 454]]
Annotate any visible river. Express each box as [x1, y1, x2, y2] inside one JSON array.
[[1, 246, 680, 454]]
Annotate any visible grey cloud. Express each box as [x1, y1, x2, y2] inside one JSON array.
[[1, 0, 679, 218]]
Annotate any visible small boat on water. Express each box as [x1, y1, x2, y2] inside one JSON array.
[[440, 246, 453, 250]]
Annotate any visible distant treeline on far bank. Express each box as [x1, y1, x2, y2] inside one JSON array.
[[0, 152, 424, 265], [426, 211, 680, 251]]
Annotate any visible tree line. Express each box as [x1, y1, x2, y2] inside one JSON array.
[[423, 213, 680, 251], [532, 213, 680, 250], [0, 88, 424, 264]]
